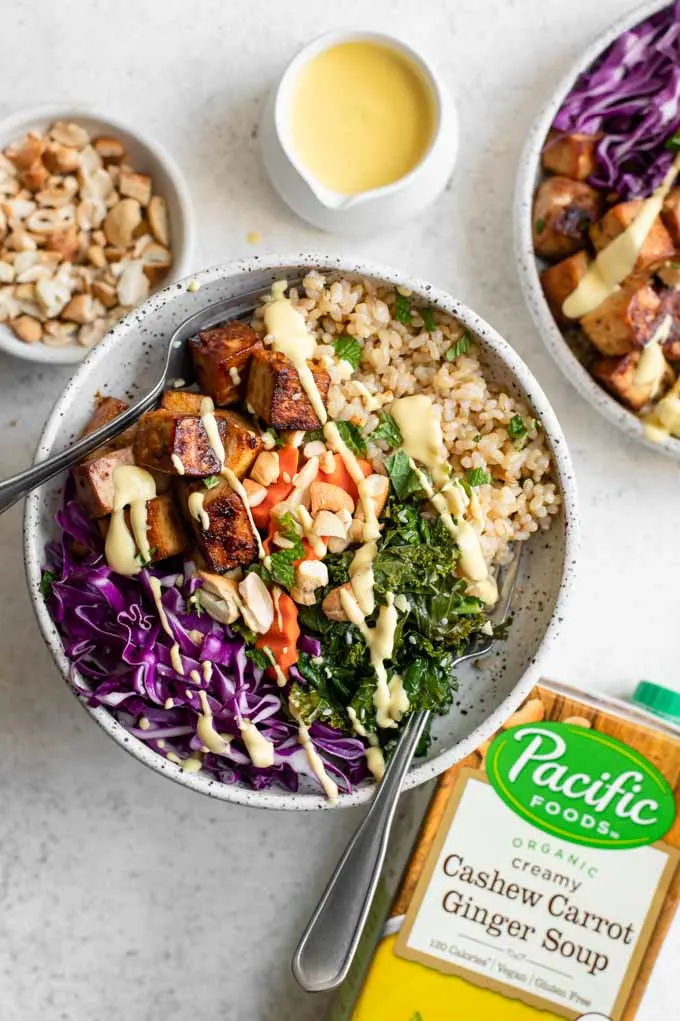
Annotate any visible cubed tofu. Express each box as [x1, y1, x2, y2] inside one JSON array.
[[540, 251, 590, 326], [189, 321, 263, 406], [591, 350, 672, 412], [533, 176, 604, 260], [580, 283, 661, 356], [219, 409, 263, 478], [80, 396, 128, 436], [98, 493, 189, 562], [662, 187, 680, 247], [160, 390, 206, 415], [590, 201, 675, 273], [79, 395, 136, 452], [246, 349, 330, 430], [657, 289, 680, 361], [541, 130, 600, 181], [182, 479, 258, 572], [133, 409, 261, 478], [73, 445, 135, 517]]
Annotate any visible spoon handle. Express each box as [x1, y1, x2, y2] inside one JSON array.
[[292, 709, 430, 993], [0, 388, 160, 515]]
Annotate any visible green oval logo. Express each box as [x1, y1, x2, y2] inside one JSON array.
[[486, 722, 675, 849]]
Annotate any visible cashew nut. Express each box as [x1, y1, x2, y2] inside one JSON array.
[[119, 171, 152, 206], [49, 122, 90, 150], [104, 198, 141, 247], [310, 481, 355, 515], [250, 451, 280, 487], [147, 195, 169, 244], [11, 314, 41, 343]]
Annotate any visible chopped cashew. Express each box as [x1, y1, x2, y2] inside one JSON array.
[[303, 440, 326, 459], [242, 478, 267, 507], [310, 481, 354, 515], [313, 510, 348, 539], [148, 195, 169, 244], [238, 573, 274, 634], [291, 560, 329, 606], [321, 583, 353, 621], [196, 571, 241, 624], [250, 450, 280, 487], [104, 197, 141, 247]]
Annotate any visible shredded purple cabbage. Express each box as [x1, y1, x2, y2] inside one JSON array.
[[552, 1, 680, 198], [44, 483, 369, 797]]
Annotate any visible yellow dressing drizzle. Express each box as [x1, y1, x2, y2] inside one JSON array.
[[239, 719, 275, 768], [563, 154, 680, 319], [324, 421, 380, 540], [105, 465, 157, 576], [187, 491, 210, 530], [264, 281, 327, 425], [197, 690, 231, 755]]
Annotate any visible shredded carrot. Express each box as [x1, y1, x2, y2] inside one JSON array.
[[256, 592, 300, 675], [319, 456, 372, 503]]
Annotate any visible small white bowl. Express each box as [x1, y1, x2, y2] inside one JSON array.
[[261, 31, 458, 234], [0, 105, 194, 366], [514, 0, 680, 459], [24, 254, 579, 811]]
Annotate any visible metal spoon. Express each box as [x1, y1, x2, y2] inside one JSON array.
[[0, 280, 299, 515], [292, 548, 522, 993]]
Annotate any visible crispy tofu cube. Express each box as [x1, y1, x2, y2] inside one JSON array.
[[580, 283, 661, 356], [79, 395, 136, 452], [160, 390, 206, 415], [590, 201, 675, 273], [98, 493, 189, 562], [246, 349, 330, 430], [80, 396, 128, 436], [219, 409, 263, 477], [182, 480, 258, 572], [189, 321, 263, 406], [73, 445, 135, 517], [134, 409, 220, 475], [533, 176, 603, 260], [541, 130, 600, 181], [662, 187, 680, 247], [540, 251, 590, 326], [591, 350, 672, 412], [657, 289, 680, 361], [135, 408, 262, 478]]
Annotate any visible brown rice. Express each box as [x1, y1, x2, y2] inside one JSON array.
[[254, 271, 560, 567]]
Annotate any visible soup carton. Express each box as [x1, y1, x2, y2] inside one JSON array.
[[331, 680, 680, 1021]]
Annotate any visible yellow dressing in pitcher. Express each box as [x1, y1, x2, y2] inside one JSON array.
[[290, 41, 435, 195]]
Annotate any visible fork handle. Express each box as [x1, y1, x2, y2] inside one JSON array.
[[0, 387, 160, 515], [292, 709, 430, 993]]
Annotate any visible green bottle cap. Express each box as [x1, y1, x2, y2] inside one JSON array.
[[632, 681, 680, 723]]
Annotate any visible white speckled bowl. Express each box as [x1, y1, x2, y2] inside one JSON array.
[[514, 0, 680, 459], [0, 105, 195, 366], [23, 255, 579, 810]]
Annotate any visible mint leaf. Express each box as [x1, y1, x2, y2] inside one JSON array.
[[304, 428, 324, 445], [370, 411, 403, 450], [385, 450, 426, 499], [203, 475, 220, 489], [535, 217, 546, 234], [39, 569, 58, 599], [465, 467, 491, 487], [421, 307, 436, 332], [336, 420, 367, 456], [333, 334, 362, 370], [246, 647, 271, 670], [250, 512, 304, 591], [394, 291, 412, 325], [445, 334, 471, 361]]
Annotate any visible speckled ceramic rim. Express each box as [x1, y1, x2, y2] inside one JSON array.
[[514, 0, 680, 460], [0, 103, 195, 366], [24, 253, 580, 811]]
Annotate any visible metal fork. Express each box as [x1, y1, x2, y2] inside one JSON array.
[[292, 547, 523, 993], [0, 280, 300, 515]]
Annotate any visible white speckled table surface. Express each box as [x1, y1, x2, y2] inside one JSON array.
[[0, 1, 678, 1018]]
